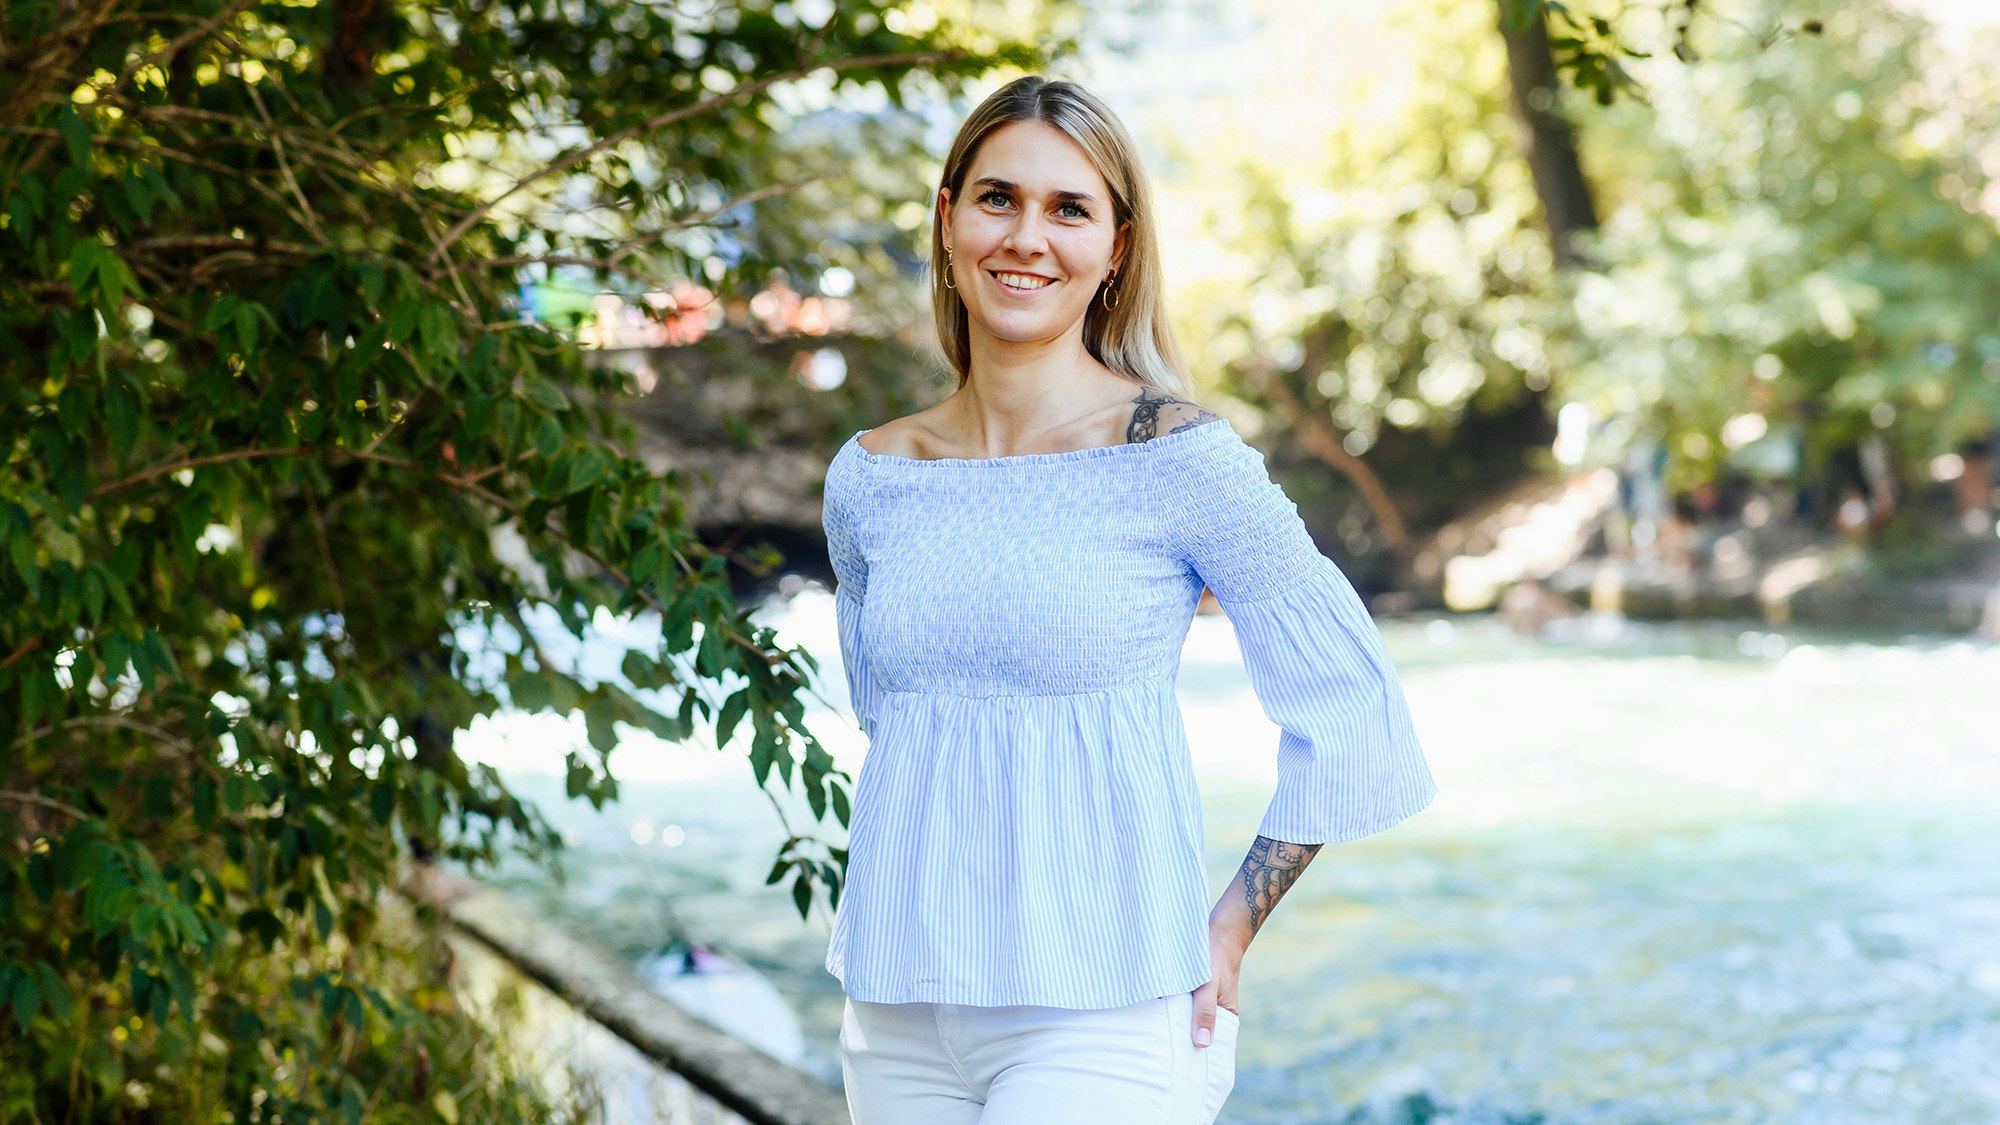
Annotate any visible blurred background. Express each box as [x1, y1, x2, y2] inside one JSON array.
[[484, 1, 2000, 1120], [4, 0, 1997, 1121]]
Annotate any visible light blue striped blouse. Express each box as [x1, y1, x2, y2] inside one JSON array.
[[819, 416, 1436, 1010]]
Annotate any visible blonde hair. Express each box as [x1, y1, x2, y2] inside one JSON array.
[[930, 76, 1190, 395]]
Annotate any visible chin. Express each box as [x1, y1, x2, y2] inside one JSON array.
[[975, 310, 1085, 344]]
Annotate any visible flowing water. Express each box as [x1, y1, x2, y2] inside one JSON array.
[[466, 589, 2000, 1124]]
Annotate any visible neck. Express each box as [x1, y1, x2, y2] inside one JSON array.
[[949, 326, 1135, 453]]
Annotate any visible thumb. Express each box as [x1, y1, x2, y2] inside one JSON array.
[[1190, 983, 1217, 1048]]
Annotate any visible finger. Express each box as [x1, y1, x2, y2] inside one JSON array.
[[1191, 984, 1216, 1048]]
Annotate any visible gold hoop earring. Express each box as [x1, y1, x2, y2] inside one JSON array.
[[1100, 270, 1118, 311], [943, 245, 956, 290]]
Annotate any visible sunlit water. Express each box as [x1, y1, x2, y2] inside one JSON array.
[[466, 590, 2000, 1125]]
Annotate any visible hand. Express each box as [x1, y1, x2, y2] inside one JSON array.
[[1189, 921, 1246, 1048]]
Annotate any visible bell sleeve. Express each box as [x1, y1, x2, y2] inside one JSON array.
[[1168, 426, 1437, 845], [822, 446, 881, 739]]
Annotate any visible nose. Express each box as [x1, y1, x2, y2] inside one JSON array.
[[999, 208, 1050, 261]]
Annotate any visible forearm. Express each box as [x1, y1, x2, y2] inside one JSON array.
[[1209, 834, 1323, 954]]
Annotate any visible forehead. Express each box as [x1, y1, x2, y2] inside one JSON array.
[[963, 119, 1110, 198]]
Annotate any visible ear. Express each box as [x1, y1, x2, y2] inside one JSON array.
[[936, 186, 954, 247], [1111, 219, 1132, 274]]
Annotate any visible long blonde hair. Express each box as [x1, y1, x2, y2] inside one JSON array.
[[930, 76, 1190, 395]]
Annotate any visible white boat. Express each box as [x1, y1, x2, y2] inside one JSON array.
[[635, 939, 806, 1065]]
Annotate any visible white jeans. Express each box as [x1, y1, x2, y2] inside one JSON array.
[[838, 989, 1239, 1125]]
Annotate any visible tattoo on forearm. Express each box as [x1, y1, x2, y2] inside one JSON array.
[[1239, 835, 1322, 936]]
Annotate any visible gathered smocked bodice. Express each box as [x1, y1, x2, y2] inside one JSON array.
[[819, 416, 1436, 1009], [839, 420, 1260, 698]]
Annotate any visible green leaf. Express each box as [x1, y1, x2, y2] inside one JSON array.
[[97, 252, 138, 312], [533, 415, 562, 458], [239, 909, 283, 949], [35, 964, 73, 1022], [233, 300, 259, 354], [583, 698, 619, 754], [68, 239, 103, 292], [9, 532, 39, 598], [57, 105, 92, 168], [5, 180, 42, 241], [192, 778, 217, 827], [509, 670, 553, 712], [523, 377, 570, 412], [11, 974, 41, 1030], [418, 302, 458, 363], [106, 374, 141, 458], [566, 448, 604, 493], [142, 629, 179, 683], [143, 775, 174, 817], [357, 263, 385, 306], [124, 167, 155, 224], [715, 688, 749, 749], [636, 706, 689, 742]]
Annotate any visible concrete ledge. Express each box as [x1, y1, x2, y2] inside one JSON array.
[[407, 866, 852, 1125]]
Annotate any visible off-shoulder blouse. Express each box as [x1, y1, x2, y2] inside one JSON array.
[[819, 416, 1436, 1009]]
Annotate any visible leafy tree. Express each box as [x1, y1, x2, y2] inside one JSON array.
[[1159, 0, 1565, 586], [0, 0, 1043, 1116], [1544, 0, 2000, 505]]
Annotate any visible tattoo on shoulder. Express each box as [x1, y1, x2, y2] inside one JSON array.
[[1124, 387, 1220, 444], [1240, 835, 1323, 936]]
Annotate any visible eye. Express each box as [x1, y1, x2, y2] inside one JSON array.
[[977, 189, 1012, 208], [1057, 201, 1092, 220]]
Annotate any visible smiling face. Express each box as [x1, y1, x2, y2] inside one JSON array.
[[938, 119, 1128, 354]]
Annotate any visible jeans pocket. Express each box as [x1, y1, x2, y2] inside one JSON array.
[[1200, 1006, 1239, 1124]]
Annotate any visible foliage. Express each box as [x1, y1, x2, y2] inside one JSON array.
[[0, 0, 1041, 1117], [1208, 0, 1556, 439], [1501, 0, 1827, 106], [1543, 0, 2000, 495], [1150, 0, 1561, 578]]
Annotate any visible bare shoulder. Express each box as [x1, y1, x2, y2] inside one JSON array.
[[1123, 386, 1222, 444], [855, 411, 938, 458]]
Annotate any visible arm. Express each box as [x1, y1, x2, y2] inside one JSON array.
[[1163, 407, 1436, 1043], [823, 445, 879, 737], [1197, 834, 1320, 1042], [1214, 834, 1322, 949]]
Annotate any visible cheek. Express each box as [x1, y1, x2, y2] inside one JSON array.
[[956, 213, 1011, 252], [1057, 232, 1114, 275]]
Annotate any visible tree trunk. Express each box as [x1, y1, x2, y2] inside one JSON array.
[[1496, 0, 1601, 269]]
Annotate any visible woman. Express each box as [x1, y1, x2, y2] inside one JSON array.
[[820, 75, 1437, 1124]]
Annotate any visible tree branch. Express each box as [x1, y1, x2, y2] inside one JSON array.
[[0, 790, 88, 821], [428, 48, 966, 263], [97, 0, 261, 105], [1248, 365, 1415, 564]]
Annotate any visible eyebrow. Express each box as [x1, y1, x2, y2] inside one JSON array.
[[969, 177, 1100, 207]]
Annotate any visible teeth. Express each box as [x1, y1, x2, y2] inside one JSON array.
[[994, 272, 1052, 290]]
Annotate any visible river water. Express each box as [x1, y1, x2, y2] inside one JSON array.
[[466, 587, 2000, 1124]]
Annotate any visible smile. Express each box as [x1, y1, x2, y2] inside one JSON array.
[[990, 270, 1054, 293]]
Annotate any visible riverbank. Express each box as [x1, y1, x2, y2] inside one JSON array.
[[1543, 535, 2000, 636], [1418, 465, 2000, 636]]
